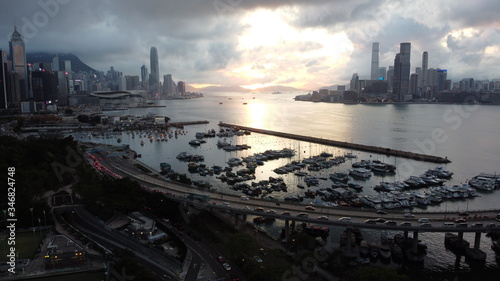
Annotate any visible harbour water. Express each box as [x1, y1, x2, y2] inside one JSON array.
[[75, 91, 500, 276]]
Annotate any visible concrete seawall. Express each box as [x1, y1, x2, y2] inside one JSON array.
[[219, 122, 451, 164]]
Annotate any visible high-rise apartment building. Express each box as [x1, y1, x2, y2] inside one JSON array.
[[371, 42, 380, 80]]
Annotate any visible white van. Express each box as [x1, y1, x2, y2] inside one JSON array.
[[442, 222, 454, 228]]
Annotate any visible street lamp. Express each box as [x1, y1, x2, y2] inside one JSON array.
[[29, 208, 34, 229], [43, 210, 47, 230], [445, 201, 448, 219]]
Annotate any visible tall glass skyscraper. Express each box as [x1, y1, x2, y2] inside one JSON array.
[[9, 26, 28, 100], [392, 42, 411, 101], [149, 46, 160, 96], [371, 42, 380, 80]]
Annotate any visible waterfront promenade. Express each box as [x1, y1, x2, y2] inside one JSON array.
[[219, 122, 451, 164]]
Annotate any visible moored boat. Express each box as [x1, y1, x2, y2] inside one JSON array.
[[349, 168, 372, 179]]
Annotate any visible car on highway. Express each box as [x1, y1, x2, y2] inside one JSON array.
[[458, 211, 470, 216], [223, 263, 232, 271], [364, 219, 377, 224], [471, 223, 483, 228], [317, 216, 329, 220], [266, 209, 277, 214], [420, 223, 432, 227], [496, 213, 500, 222], [255, 207, 265, 212], [240, 196, 250, 201], [281, 211, 291, 216], [217, 256, 225, 263], [297, 213, 309, 218], [456, 223, 468, 228], [385, 220, 397, 226], [404, 213, 415, 218], [418, 218, 429, 223], [339, 217, 352, 222], [305, 206, 316, 211], [400, 222, 412, 227], [230, 274, 241, 281], [220, 202, 230, 207], [374, 218, 387, 223], [454, 218, 467, 223], [376, 210, 387, 215], [254, 256, 263, 263]]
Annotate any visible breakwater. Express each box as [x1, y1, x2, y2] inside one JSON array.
[[219, 122, 451, 164], [167, 120, 209, 128]]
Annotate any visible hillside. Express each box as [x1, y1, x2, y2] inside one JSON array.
[[27, 52, 96, 73]]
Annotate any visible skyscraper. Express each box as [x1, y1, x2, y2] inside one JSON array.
[[141, 64, 149, 83], [177, 81, 186, 95], [9, 26, 29, 100], [163, 74, 176, 95], [149, 46, 160, 96], [371, 42, 379, 80], [350, 73, 359, 93], [392, 42, 411, 101], [0, 50, 8, 109], [421, 51, 428, 88]]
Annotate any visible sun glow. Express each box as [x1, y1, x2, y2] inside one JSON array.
[[245, 102, 268, 128], [228, 8, 354, 89]]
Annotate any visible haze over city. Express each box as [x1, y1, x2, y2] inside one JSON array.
[[1, 0, 499, 90]]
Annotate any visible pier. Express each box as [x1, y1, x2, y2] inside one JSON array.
[[219, 122, 451, 164]]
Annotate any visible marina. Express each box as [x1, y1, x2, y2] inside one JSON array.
[[66, 93, 500, 274]]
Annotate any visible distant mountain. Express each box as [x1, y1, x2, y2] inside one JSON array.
[[194, 85, 249, 92], [190, 84, 303, 93], [251, 85, 301, 92], [27, 52, 96, 73]]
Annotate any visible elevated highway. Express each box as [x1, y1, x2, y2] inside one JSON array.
[[88, 148, 500, 261], [92, 150, 500, 233]]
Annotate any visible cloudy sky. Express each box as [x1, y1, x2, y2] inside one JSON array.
[[1, 0, 499, 89]]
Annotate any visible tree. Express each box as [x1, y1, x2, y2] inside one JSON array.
[[344, 266, 411, 281]]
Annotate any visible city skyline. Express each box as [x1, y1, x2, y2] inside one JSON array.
[[1, 0, 499, 90]]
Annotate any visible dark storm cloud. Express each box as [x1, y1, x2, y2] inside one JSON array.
[[0, 0, 499, 85]]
